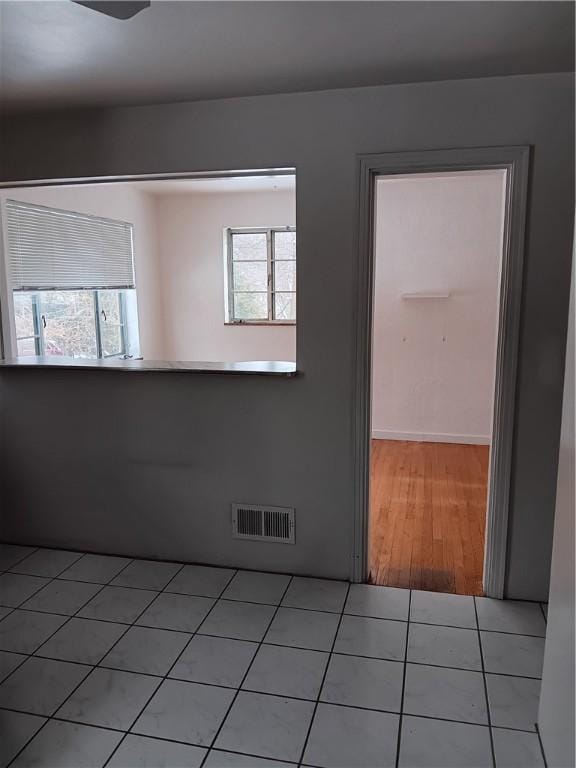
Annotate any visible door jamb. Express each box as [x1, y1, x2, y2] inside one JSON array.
[[351, 146, 530, 598]]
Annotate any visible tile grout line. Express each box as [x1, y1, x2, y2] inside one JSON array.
[[539, 602, 547, 624], [1, 600, 549, 640], [1, 574, 549, 638], [394, 589, 412, 768], [101, 566, 239, 767], [474, 596, 496, 768], [197, 574, 296, 768], [296, 581, 352, 767], [4, 555, 138, 768], [0, 702, 302, 767], [0, 546, 40, 573], [0, 700, 543, 737], [534, 721, 549, 768]]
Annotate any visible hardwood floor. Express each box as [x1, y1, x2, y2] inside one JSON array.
[[369, 439, 489, 596]]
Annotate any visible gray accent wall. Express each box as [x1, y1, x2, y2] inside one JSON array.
[[0, 73, 573, 599]]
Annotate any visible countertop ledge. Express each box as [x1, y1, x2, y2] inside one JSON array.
[[0, 357, 298, 376]]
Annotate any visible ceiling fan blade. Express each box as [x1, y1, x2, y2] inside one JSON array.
[[74, 1, 151, 20]]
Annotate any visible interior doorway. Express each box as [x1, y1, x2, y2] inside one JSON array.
[[352, 147, 530, 599], [368, 170, 506, 596]]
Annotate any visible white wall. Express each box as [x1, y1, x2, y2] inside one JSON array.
[[538, 247, 575, 767], [372, 170, 506, 443], [0, 184, 165, 359], [153, 188, 296, 362]]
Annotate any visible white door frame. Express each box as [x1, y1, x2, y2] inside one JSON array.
[[351, 146, 530, 598]]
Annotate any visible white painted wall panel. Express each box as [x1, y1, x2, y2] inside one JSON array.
[[372, 171, 506, 443]]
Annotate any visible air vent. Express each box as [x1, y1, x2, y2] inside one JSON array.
[[232, 504, 295, 544]]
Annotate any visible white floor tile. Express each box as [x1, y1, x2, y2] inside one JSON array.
[[475, 598, 546, 636], [100, 625, 190, 676], [0, 650, 26, 682], [165, 564, 236, 598], [344, 583, 410, 621], [222, 571, 291, 605], [136, 592, 214, 632], [0, 550, 551, 768], [334, 615, 407, 661], [481, 631, 545, 677], [486, 674, 540, 731], [398, 715, 492, 768], [243, 645, 328, 700], [0, 656, 90, 716], [0, 709, 46, 768], [58, 554, 132, 584], [403, 663, 488, 724], [303, 703, 399, 768], [199, 600, 275, 642], [407, 622, 482, 670], [0, 610, 67, 653], [0, 544, 37, 572], [169, 635, 258, 687], [281, 577, 348, 613], [0, 573, 50, 607], [205, 751, 295, 767], [77, 586, 158, 623], [264, 607, 340, 651], [321, 654, 403, 711], [108, 734, 207, 768], [11, 720, 122, 768], [410, 590, 476, 628], [492, 727, 545, 767], [36, 617, 127, 665], [132, 679, 235, 746], [22, 580, 102, 615], [215, 691, 315, 763], [111, 559, 183, 590], [11, 549, 83, 578], [57, 667, 160, 730]]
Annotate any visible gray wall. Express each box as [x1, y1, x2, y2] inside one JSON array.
[[538, 244, 575, 766], [0, 73, 573, 599]]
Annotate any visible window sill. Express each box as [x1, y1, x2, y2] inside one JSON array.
[[224, 322, 296, 327], [0, 356, 297, 376]]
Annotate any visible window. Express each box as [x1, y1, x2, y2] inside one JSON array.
[[14, 289, 133, 359], [226, 227, 296, 323], [5, 199, 140, 360]]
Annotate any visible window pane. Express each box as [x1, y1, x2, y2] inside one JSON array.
[[233, 261, 268, 292], [233, 292, 269, 320], [13, 292, 35, 339], [17, 337, 37, 356], [273, 231, 296, 260], [40, 291, 97, 358], [232, 233, 267, 261], [274, 261, 296, 292], [98, 290, 121, 325], [274, 292, 296, 321], [98, 290, 124, 357]]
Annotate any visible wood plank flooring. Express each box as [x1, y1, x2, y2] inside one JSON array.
[[369, 439, 489, 596]]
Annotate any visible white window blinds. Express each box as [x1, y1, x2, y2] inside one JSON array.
[[5, 199, 135, 291]]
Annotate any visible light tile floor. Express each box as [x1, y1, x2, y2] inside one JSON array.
[[0, 544, 548, 768]]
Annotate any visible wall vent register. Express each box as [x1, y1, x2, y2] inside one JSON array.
[[232, 503, 295, 543]]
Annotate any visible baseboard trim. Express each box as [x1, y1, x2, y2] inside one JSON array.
[[371, 429, 491, 445]]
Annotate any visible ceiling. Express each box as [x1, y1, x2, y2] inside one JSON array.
[[0, 1, 574, 112]]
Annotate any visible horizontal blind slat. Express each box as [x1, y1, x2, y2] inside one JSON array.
[[6, 199, 136, 291]]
